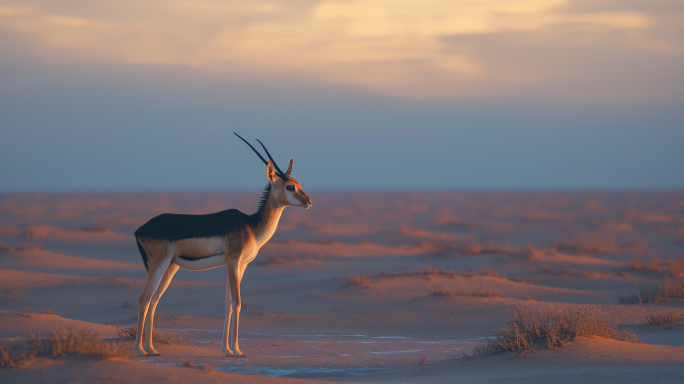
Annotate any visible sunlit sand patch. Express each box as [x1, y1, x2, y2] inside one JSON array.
[[17, 225, 129, 243], [512, 245, 625, 266], [0, 268, 98, 289], [0, 246, 140, 270]]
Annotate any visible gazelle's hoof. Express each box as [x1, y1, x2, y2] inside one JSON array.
[[144, 347, 161, 356]]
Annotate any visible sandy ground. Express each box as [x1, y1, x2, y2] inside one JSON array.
[[1, 191, 684, 383]]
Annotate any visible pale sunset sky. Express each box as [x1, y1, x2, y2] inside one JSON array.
[[1, 0, 682, 190]]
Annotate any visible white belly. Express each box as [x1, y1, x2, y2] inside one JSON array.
[[173, 254, 226, 271]]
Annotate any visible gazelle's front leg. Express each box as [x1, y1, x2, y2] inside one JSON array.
[[226, 262, 246, 357], [222, 276, 234, 357]]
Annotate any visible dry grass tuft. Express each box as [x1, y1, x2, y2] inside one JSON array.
[[479, 268, 508, 280], [44, 329, 128, 358], [1, 329, 128, 367], [515, 245, 573, 261], [618, 279, 684, 304], [534, 266, 629, 279], [465, 304, 638, 358], [0, 285, 20, 294], [420, 241, 518, 258], [0, 340, 16, 367], [342, 266, 507, 287], [0, 242, 44, 253], [429, 286, 500, 299], [630, 254, 669, 272], [345, 275, 371, 287], [116, 325, 180, 345], [21, 307, 56, 317], [646, 308, 684, 327], [673, 256, 684, 278], [628, 255, 684, 278]]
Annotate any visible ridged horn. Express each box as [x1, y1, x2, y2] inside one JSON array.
[[234, 132, 288, 180]]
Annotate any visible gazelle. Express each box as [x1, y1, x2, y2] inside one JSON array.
[[133, 133, 312, 357]]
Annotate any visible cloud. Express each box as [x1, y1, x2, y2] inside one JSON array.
[[0, 0, 681, 100]]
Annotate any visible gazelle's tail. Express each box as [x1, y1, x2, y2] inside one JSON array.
[[135, 237, 149, 272]]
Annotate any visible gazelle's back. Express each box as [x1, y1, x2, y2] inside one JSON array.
[[135, 209, 251, 242]]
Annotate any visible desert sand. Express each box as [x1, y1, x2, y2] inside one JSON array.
[[1, 191, 684, 383]]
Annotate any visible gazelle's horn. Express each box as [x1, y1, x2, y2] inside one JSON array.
[[234, 132, 288, 180], [286, 159, 293, 176], [256, 139, 288, 179], [234, 132, 268, 165]]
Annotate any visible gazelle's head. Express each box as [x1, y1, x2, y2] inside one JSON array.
[[265, 160, 312, 209], [235, 133, 312, 209]]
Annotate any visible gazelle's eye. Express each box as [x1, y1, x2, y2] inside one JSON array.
[[286, 185, 295, 191]]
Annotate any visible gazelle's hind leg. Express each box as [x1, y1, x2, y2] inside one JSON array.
[[135, 243, 173, 356], [143, 263, 179, 356]]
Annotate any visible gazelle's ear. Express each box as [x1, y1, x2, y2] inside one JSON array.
[[286, 159, 293, 176], [266, 161, 278, 183]]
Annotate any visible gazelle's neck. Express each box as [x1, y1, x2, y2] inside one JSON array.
[[251, 184, 285, 246]]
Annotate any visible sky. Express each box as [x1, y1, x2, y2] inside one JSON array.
[[0, 0, 683, 191]]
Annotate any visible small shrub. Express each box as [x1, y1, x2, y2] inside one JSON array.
[[465, 304, 638, 358], [116, 325, 177, 345], [480, 268, 507, 280], [45, 330, 128, 358], [630, 254, 665, 272], [0, 340, 16, 367], [346, 275, 370, 287], [618, 279, 684, 304], [22, 308, 56, 317], [429, 286, 452, 297], [646, 309, 684, 327], [1, 329, 128, 367]]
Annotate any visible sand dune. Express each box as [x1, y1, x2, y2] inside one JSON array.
[[1, 191, 684, 382], [0, 249, 141, 270], [0, 310, 118, 338]]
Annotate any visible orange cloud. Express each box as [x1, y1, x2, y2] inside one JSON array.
[[0, 0, 679, 100]]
